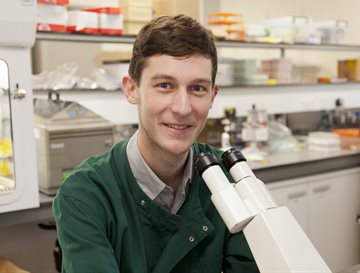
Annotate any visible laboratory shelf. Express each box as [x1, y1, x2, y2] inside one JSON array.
[[34, 32, 360, 120], [36, 31, 360, 51], [36, 31, 136, 44], [33, 81, 360, 94], [215, 40, 360, 51]]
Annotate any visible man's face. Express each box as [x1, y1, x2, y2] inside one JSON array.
[[124, 54, 216, 158]]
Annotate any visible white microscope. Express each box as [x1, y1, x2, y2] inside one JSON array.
[[195, 148, 331, 273]]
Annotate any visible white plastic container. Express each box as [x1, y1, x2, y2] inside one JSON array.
[[67, 10, 98, 33], [260, 16, 310, 44], [217, 59, 235, 86], [312, 20, 348, 44], [308, 131, 340, 153]]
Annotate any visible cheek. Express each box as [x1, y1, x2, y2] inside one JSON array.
[[193, 99, 212, 116], [140, 96, 164, 117]]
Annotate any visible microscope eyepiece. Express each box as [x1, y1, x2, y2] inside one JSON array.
[[195, 151, 220, 176], [221, 148, 247, 171]]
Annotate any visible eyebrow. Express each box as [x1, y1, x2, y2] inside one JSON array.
[[150, 74, 175, 81], [150, 73, 212, 85]]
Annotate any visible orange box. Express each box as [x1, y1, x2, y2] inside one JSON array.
[[332, 128, 360, 150]]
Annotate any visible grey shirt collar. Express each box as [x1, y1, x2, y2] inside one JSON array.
[[126, 130, 193, 214]]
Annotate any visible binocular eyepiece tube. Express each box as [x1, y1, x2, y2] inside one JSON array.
[[195, 148, 277, 233], [196, 149, 332, 272]]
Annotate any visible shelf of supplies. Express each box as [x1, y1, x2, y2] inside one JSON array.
[[36, 31, 136, 44], [220, 81, 360, 88], [215, 40, 360, 51], [34, 88, 122, 93], [36, 32, 360, 52], [33, 81, 360, 94], [33, 83, 360, 97]]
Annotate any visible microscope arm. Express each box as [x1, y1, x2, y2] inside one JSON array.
[[195, 149, 332, 273]]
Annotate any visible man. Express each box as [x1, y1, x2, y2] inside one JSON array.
[[53, 14, 259, 273]]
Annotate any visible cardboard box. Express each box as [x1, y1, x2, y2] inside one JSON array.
[[119, 0, 152, 8], [153, 0, 199, 20], [121, 5, 153, 21], [123, 20, 147, 35], [338, 59, 360, 82], [94, 51, 132, 68]]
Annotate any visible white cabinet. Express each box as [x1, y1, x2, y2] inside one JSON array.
[[267, 167, 360, 272], [0, 1, 39, 213], [269, 181, 309, 233], [308, 168, 360, 272]]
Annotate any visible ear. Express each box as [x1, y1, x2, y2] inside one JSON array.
[[122, 75, 139, 104], [210, 84, 219, 106]]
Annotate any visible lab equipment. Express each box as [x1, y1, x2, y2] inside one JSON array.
[[195, 148, 331, 273], [34, 98, 114, 195], [241, 105, 268, 161], [0, 0, 39, 213], [220, 107, 239, 150]]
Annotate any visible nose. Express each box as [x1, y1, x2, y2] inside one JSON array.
[[171, 89, 192, 115]]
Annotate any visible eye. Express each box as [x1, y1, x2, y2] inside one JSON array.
[[158, 82, 171, 89], [190, 85, 207, 93]]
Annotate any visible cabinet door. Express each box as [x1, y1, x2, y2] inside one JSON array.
[[0, 1, 39, 213], [268, 180, 309, 233], [0, 49, 39, 213], [308, 168, 360, 273]]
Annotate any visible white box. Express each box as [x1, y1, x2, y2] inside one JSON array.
[[37, 3, 68, 32], [84, 7, 123, 35], [67, 10, 98, 33]]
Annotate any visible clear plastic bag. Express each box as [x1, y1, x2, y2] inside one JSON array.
[[91, 67, 120, 90], [32, 62, 79, 90], [266, 120, 299, 153]]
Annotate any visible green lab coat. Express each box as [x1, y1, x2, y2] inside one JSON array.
[[52, 140, 259, 273]]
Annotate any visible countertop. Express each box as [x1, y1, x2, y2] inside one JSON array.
[[250, 149, 360, 183], [0, 149, 359, 228], [249, 148, 360, 170]]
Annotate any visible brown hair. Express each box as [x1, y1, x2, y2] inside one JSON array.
[[129, 14, 218, 86]]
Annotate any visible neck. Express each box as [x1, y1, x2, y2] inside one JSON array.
[[137, 133, 189, 192]]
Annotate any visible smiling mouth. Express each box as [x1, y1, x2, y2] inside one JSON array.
[[165, 124, 191, 130]]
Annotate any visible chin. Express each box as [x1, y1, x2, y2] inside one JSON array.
[[163, 141, 193, 156]]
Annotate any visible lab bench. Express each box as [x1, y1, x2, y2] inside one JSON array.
[[0, 149, 359, 273], [251, 148, 360, 183], [0, 148, 358, 229]]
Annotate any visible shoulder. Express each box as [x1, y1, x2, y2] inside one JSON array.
[[53, 139, 136, 228], [57, 139, 130, 200]]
